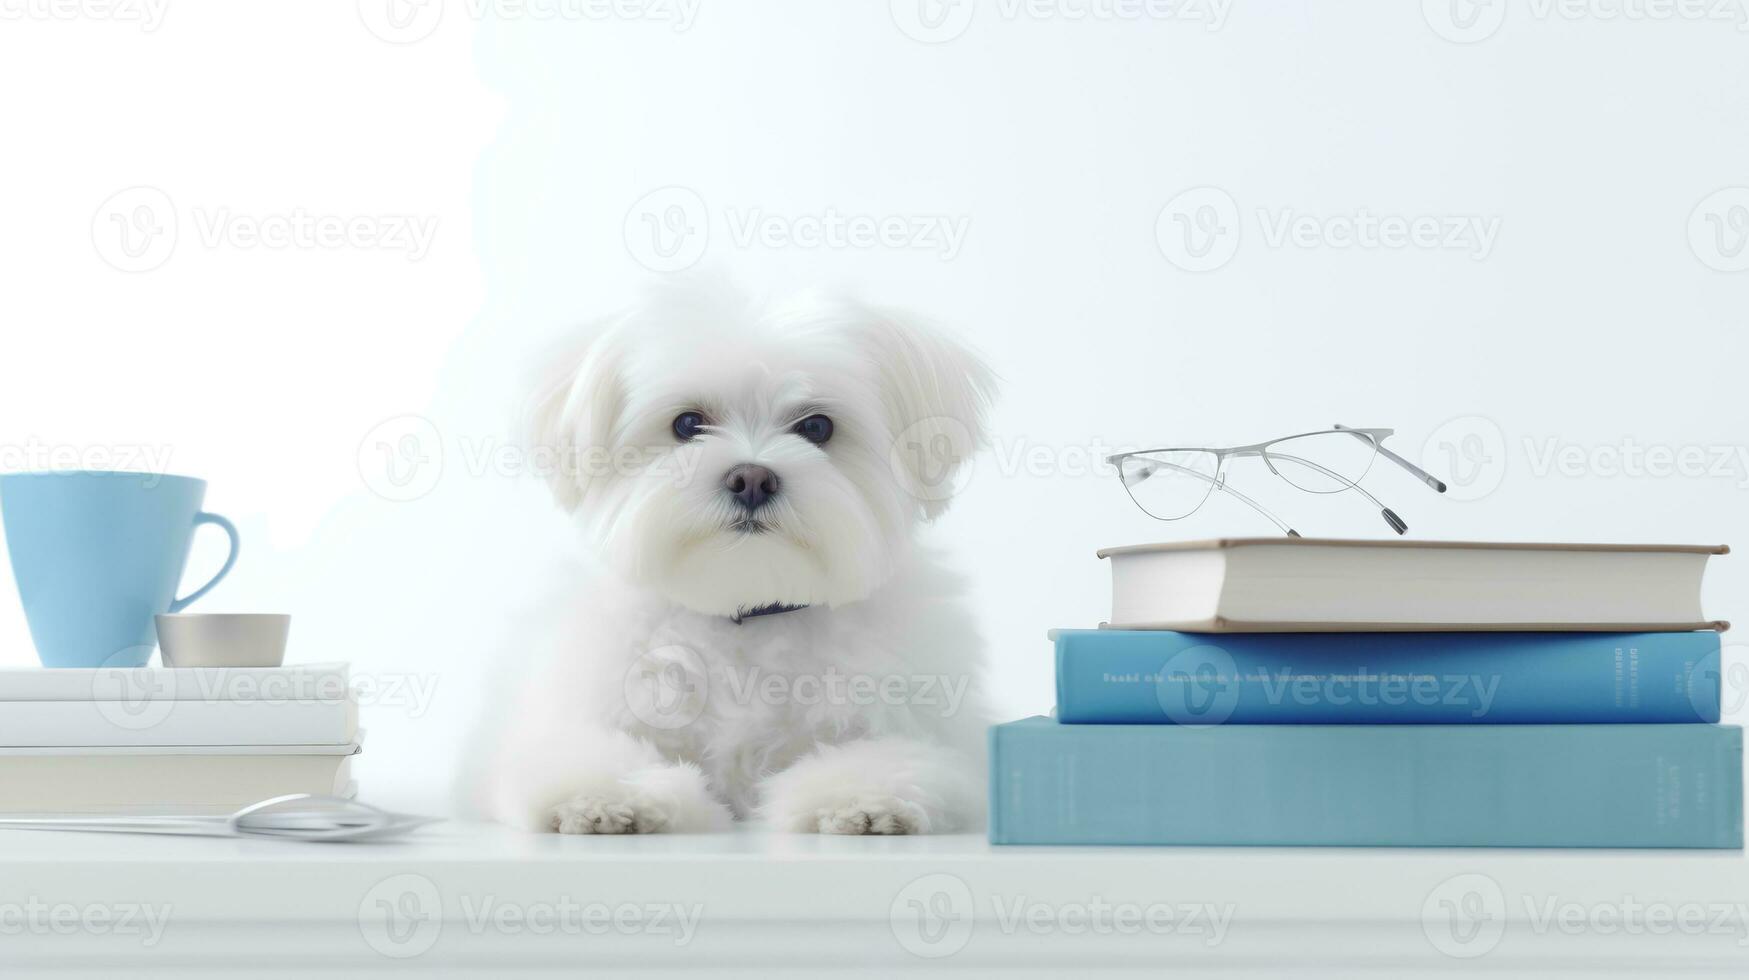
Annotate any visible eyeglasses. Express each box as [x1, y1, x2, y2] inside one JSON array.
[[1105, 424, 1447, 537]]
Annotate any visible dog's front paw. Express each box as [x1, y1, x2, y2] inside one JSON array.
[[814, 797, 928, 835], [550, 796, 656, 834], [758, 737, 985, 835], [535, 761, 734, 835]]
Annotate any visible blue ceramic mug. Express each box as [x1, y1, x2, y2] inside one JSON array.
[[1, 471, 240, 668]]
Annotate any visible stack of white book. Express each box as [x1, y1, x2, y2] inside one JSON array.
[[0, 663, 360, 814]]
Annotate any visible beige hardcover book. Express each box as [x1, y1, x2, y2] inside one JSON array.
[[0, 742, 359, 814], [1097, 538, 1729, 632]]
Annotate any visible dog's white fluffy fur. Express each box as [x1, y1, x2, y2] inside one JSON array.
[[474, 280, 996, 834]]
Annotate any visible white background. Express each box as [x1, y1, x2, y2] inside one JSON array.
[[1, 0, 1746, 810]]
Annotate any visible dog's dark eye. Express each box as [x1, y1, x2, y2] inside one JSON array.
[[794, 414, 833, 445], [672, 411, 706, 442]]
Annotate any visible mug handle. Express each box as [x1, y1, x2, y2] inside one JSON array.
[[169, 512, 241, 613]]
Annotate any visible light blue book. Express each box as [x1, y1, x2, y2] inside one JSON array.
[[988, 717, 1743, 847], [1054, 629, 1722, 724]]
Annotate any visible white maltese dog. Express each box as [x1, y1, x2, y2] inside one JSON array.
[[476, 280, 996, 834]]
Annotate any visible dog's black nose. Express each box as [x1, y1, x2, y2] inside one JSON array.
[[724, 464, 779, 511]]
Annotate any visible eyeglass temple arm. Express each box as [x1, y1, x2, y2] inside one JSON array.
[[1215, 479, 1302, 538], [1333, 424, 1448, 493], [1126, 459, 1302, 537], [1267, 451, 1408, 535]]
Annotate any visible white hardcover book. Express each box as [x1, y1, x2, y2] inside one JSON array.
[[1098, 538, 1729, 632], [0, 663, 351, 701], [0, 741, 360, 814], [0, 694, 358, 747]]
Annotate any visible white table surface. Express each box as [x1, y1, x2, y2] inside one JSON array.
[[0, 820, 1745, 977]]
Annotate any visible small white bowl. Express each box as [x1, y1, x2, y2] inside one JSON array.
[[155, 614, 291, 668]]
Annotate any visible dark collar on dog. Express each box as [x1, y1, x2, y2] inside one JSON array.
[[730, 602, 809, 625]]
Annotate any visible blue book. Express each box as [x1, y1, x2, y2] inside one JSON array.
[[1054, 629, 1722, 724], [988, 717, 1744, 847]]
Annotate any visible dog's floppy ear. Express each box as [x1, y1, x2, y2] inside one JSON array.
[[524, 321, 626, 512], [854, 307, 997, 519]]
